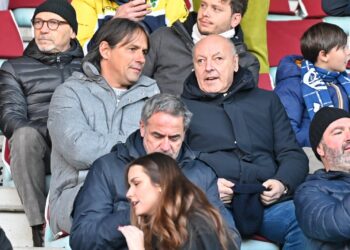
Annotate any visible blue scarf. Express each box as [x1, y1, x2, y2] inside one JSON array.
[[301, 60, 350, 119]]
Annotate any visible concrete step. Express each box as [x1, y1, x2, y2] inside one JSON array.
[[0, 187, 31, 247], [0, 187, 23, 212], [0, 212, 32, 247]]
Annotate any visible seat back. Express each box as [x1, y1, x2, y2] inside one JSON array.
[[8, 0, 44, 9]]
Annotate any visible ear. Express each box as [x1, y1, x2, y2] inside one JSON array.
[[140, 120, 145, 137], [70, 33, 76, 39], [230, 13, 242, 28], [99, 41, 111, 60], [317, 50, 328, 63], [233, 54, 239, 72], [316, 143, 325, 158]]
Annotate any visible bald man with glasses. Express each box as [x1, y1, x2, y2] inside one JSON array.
[[0, 0, 83, 246]]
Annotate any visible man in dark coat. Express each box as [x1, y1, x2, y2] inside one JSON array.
[[181, 34, 309, 249], [70, 94, 239, 250], [143, 0, 259, 95], [295, 107, 350, 249], [0, 0, 83, 246]]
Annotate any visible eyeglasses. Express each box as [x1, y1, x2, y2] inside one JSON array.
[[31, 18, 69, 31]]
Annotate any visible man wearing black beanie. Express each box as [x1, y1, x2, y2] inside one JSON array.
[[0, 0, 83, 247], [294, 107, 350, 249]]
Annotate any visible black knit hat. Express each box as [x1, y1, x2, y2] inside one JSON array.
[[309, 107, 350, 160], [33, 0, 78, 34]]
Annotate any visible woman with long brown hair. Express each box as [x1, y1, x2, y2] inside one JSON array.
[[118, 152, 237, 250]]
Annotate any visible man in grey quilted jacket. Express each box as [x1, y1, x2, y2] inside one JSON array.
[[0, 0, 83, 246]]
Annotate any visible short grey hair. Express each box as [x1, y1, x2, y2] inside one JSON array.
[[141, 94, 193, 131]]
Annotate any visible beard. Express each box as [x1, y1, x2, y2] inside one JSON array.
[[322, 142, 350, 172]]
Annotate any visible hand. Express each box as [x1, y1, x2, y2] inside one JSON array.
[[114, 0, 152, 22], [118, 225, 145, 250], [260, 179, 285, 206], [217, 178, 235, 204]]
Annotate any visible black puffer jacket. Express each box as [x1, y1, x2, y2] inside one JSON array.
[[0, 39, 83, 142]]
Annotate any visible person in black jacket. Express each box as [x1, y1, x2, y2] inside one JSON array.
[[0, 0, 83, 246], [295, 107, 350, 249], [181, 35, 309, 249], [0, 227, 12, 250], [119, 152, 238, 250], [322, 0, 350, 16], [143, 0, 259, 95], [70, 94, 239, 250]]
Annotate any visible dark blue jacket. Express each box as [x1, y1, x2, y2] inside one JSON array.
[[182, 67, 308, 194], [274, 55, 350, 147], [294, 170, 350, 249], [70, 130, 238, 250]]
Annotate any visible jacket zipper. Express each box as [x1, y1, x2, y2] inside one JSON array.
[[328, 82, 344, 109]]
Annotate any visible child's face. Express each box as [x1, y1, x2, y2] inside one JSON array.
[[321, 45, 350, 72]]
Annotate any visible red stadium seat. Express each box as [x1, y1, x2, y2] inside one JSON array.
[[8, 0, 44, 9], [0, 10, 23, 59], [267, 19, 321, 67]]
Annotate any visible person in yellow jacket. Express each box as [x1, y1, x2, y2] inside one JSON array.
[[72, 0, 189, 53]]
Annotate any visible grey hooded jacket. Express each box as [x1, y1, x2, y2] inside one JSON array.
[[47, 61, 159, 234]]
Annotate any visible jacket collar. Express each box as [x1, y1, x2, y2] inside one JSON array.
[[81, 61, 157, 93], [176, 12, 245, 46], [308, 169, 350, 182], [117, 130, 198, 167], [24, 39, 83, 65]]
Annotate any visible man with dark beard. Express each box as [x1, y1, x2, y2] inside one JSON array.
[[295, 107, 350, 249]]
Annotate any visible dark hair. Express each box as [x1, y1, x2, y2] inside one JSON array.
[[141, 94, 192, 131], [83, 18, 149, 72], [229, 0, 248, 16], [301, 22, 348, 63], [126, 153, 231, 250]]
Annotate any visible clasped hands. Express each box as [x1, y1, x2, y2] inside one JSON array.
[[217, 178, 286, 206]]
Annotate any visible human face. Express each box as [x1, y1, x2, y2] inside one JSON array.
[[317, 117, 350, 172], [126, 165, 161, 216], [33, 12, 75, 53], [193, 35, 238, 93], [100, 31, 148, 89], [140, 112, 185, 159], [197, 0, 240, 35], [320, 45, 350, 72]]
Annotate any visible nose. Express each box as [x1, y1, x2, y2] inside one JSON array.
[[40, 22, 50, 33], [126, 186, 133, 200], [345, 129, 350, 141], [346, 47, 350, 57], [160, 138, 171, 152], [202, 6, 209, 17], [205, 59, 214, 72], [136, 50, 146, 64]]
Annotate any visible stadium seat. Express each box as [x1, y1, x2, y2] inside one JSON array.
[[8, 0, 44, 9], [0, 10, 23, 66], [267, 18, 322, 84], [300, 0, 327, 18], [269, 0, 298, 15], [258, 73, 274, 90]]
